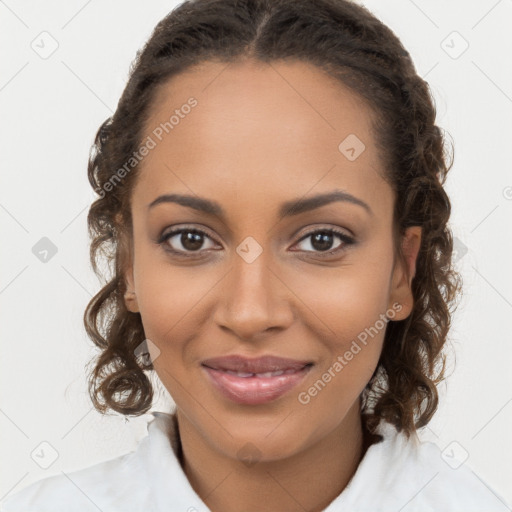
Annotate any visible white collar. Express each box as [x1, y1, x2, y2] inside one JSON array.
[[2, 410, 508, 511]]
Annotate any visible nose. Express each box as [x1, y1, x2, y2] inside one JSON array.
[[212, 249, 294, 342]]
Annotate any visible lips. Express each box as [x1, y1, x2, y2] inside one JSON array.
[[201, 354, 313, 405], [201, 354, 312, 374]]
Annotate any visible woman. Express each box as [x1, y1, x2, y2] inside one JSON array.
[[2, 0, 509, 510]]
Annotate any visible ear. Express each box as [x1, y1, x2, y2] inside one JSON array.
[[116, 211, 140, 314], [387, 226, 422, 321]]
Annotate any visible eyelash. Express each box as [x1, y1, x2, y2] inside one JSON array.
[[157, 225, 355, 259]]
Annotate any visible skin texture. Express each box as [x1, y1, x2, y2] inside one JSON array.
[[123, 58, 422, 512]]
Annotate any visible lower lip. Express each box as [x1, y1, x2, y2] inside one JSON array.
[[202, 365, 312, 405]]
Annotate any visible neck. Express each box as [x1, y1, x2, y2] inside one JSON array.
[[175, 402, 368, 512]]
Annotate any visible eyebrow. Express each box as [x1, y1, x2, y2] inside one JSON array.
[[147, 189, 373, 219]]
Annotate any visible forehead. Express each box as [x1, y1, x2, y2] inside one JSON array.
[[133, 58, 393, 220]]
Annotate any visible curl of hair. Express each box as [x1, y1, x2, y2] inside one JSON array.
[[84, 0, 462, 438]]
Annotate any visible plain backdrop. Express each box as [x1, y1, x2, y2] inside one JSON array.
[[1, 0, 511, 507]]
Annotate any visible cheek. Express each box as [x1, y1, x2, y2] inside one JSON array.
[[292, 256, 393, 340], [329, 278, 391, 356], [136, 272, 213, 351], [132, 243, 211, 349]]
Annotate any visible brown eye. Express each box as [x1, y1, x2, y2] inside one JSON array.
[[293, 228, 355, 257], [159, 228, 217, 255]]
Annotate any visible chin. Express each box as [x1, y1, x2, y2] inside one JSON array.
[[207, 413, 311, 463]]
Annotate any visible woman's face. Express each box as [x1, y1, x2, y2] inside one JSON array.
[[123, 59, 421, 462]]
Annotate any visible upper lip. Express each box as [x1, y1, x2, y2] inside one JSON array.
[[201, 355, 313, 373]]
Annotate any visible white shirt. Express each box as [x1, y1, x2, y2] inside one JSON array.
[[1, 411, 509, 512]]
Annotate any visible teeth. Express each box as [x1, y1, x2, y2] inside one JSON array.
[[225, 370, 254, 377], [259, 370, 284, 377]]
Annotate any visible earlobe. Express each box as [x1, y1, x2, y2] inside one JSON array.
[[388, 226, 422, 321], [124, 289, 139, 313], [123, 267, 140, 313]]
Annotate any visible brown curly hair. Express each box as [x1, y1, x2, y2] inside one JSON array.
[[84, 0, 462, 439]]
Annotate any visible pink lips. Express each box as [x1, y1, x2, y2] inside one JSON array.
[[201, 355, 313, 405]]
